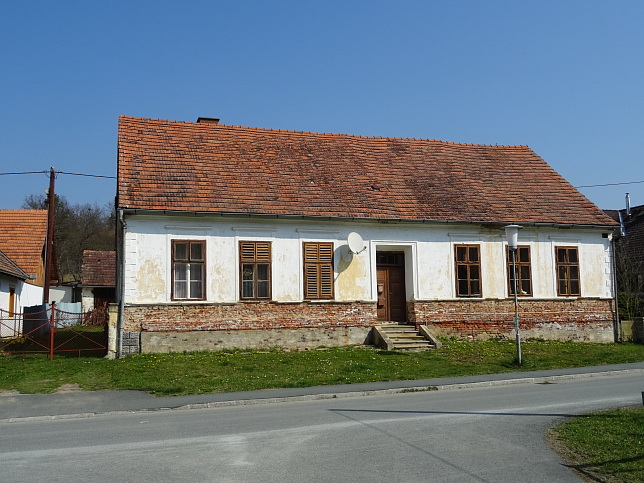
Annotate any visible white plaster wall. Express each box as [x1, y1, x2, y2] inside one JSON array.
[[81, 287, 94, 312], [122, 214, 613, 304], [17, 281, 43, 308]]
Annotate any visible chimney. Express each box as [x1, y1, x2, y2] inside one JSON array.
[[626, 192, 631, 216], [197, 117, 220, 124]]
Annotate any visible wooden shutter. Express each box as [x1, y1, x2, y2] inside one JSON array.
[[240, 241, 271, 262], [303, 242, 334, 299]]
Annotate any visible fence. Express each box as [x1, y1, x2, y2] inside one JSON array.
[[0, 302, 108, 358]]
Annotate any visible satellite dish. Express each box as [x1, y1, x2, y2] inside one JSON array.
[[347, 232, 365, 255]]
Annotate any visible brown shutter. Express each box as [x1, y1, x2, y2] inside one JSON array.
[[303, 242, 334, 299]]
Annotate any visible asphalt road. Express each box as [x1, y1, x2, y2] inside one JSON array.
[[1, 371, 642, 482]]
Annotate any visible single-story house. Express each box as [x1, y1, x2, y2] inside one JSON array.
[[0, 249, 31, 336], [80, 250, 116, 312], [0, 209, 50, 310], [116, 116, 619, 355]]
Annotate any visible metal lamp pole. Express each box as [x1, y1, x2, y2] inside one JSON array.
[[504, 225, 522, 366]]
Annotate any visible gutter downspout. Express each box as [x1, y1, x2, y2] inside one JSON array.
[[117, 208, 126, 358]]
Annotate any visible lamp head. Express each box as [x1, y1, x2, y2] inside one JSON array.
[[503, 224, 522, 250]]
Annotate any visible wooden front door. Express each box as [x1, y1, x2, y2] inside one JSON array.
[[376, 252, 406, 322]]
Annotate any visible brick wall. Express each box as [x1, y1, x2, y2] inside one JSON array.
[[409, 298, 616, 342], [122, 301, 376, 353], [118, 298, 617, 355], [123, 301, 377, 332]]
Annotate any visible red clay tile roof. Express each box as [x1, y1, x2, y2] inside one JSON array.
[[81, 250, 116, 287], [117, 116, 618, 227], [0, 250, 29, 280], [0, 210, 47, 278]]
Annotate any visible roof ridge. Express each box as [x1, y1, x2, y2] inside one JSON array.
[[119, 115, 530, 149]]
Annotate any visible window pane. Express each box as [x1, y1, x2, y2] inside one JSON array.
[[469, 265, 480, 280], [242, 264, 254, 282], [174, 243, 188, 261], [257, 264, 269, 281], [456, 246, 467, 261], [458, 280, 468, 296], [242, 281, 254, 298], [570, 281, 580, 295], [190, 264, 203, 282], [190, 280, 203, 299], [190, 242, 204, 261], [568, 249, 578, 263], [174, 263, 187, 281], [257, 281, 269, 298], [520, 280, 531, 295], [457, 264, 467, 279], [470, 280, 480, 295], [469, 247, 479, 262], [518, 247, 529, 262], [520, 266, 530, 279], [174, 280, 187, 299], [569, 266, 579, 280]]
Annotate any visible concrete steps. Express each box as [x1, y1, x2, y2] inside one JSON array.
[[372, 323, 441, 352]]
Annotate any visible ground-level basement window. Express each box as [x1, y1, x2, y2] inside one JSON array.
[[240, 241, 271, 300], [303, 242, 334, 300], [172, 240, 205, 300], [506, 246, 533, 296], [455, 245, 481, 297], [556, 246, 580, 296]]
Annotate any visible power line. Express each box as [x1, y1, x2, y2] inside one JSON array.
[[56, 171, 116, 179], [0, 170, 639, 187], [0, 171, 48, 175], [575, 180, 644, 189], [0, 170, 116, 179]]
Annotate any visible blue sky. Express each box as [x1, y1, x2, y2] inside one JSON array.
[[1, 1, 642, 211]]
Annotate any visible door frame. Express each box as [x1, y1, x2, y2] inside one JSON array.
[[376, 250, 407, 322]]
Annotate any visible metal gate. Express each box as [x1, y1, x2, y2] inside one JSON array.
[[0, 303, 108, 358]]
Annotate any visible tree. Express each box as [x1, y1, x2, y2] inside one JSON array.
[[22, 194, 115, 282]]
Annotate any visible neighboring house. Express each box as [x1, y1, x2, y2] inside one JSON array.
[[116, 116, 619, 355], [605, 201, 644, 319], [0, 250, 31, 336], [80, 250, 116, 312], [0, 209, 50, 309]]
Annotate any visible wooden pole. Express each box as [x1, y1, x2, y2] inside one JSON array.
[[43, 167, 55, 304]]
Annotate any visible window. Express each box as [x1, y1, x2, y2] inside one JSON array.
[[556, 246, 580, 296], [172, 240, 205, 300], [240, 241, 271, 300], [507, 246, 533, 296], [455, 245, 481, 297], [303, 242, 334, 299]]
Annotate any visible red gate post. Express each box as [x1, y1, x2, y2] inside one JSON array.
[[49, 302, 56, 360]]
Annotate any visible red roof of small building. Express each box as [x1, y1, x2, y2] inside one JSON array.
[[0, 250, 29, 280], [81, 250, 116, 287], [117, 116, 617, 227], [0, 209, 48, 279]]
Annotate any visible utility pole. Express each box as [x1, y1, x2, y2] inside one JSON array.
[[43, 167, 55, 304]]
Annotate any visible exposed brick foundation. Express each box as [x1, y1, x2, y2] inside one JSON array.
[[118, 298, 617, 354], [122, 301, 377, 353], [124, 301, 377, 332], [409, 298, 616, 342]]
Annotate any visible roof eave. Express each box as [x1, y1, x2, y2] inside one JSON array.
[[118, 208, 618, 231]]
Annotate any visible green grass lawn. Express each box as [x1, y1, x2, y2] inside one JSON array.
[[551, 407, 644, 483], [1, 338, 643, 396]]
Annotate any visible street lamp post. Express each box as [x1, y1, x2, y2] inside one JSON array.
[[504, 224, 522, 366]]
